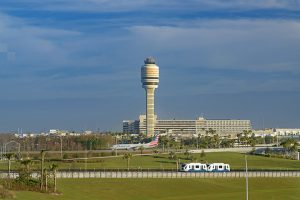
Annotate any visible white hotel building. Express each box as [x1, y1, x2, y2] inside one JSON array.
[[123, 115, 252, 136]]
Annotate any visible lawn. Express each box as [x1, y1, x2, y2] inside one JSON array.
[[1, 152, 299, 171], [13, 178, 300, 200]]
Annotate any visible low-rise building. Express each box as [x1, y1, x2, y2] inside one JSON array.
[[123, 115, 252, 137], [275, 128, 300, 136]]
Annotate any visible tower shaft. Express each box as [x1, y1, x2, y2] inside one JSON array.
[[146, 88, 155, 137]]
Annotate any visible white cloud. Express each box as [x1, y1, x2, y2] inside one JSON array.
[[128, 19, 300, 73], [0, 44, 8, 52], [0, 12, 139, 100], [175, 77, 300, 96], [1, 0, 300, 12], [197, 0, 300, 10], [0, 12, 83, 71], [1, 9, 300, 101]]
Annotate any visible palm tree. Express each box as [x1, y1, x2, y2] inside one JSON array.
[[190, 155, 197, 162], [200, 136, 209, 148], [4, 153, 15, 180], [50, 164, 58, 193], [173, 142, 180, 152], [20, 159, 32, 183], [176, 158, 181, 171], [184, 149, 191, 160], [123, 153, 133, 171], [153, 149, 159, 158], [281, 139, 298, 154], [197, 134, 201, 149], [200, 150, 206, 161], [207, 128, 216, 136], [20, 159, 32, 171], [212, 134, 220, 148], [265, 147, 272, 155], [153, 149, 159, 154], [159, 136, 168, 152], [139, 146, 144, 155], [243, 130, 252, 146], [237, 133, 242, 147], [240, 136, 247, 147], [249, 137, 257, 147], [45, 168, 48, 192], [40, 150, 47, 190], [168, 151, 177, 160]]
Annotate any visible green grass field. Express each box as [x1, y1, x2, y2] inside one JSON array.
[[1, 152, 299, 171], [13, 178, 300, 200]]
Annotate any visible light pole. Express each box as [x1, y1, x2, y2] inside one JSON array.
[[195, 121, 199, 149], [60, 136, 63, 159], [115, 136, 118, 156], [245, 154, 249, 200], [0, 145, 3, 160], [4, 140, 21, 158], [85, 139, 88, 171]]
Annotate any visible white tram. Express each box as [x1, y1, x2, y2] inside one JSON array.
[[180, 163, 230, 172]]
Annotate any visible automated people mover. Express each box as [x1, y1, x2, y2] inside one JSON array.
[[180, 163, 230, 172]]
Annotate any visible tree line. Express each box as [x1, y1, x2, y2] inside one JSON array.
[[158, 130, 281, 150], [1, 134, 115, 152]]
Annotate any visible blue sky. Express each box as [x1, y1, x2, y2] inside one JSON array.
[[0, 0, 300, 132]]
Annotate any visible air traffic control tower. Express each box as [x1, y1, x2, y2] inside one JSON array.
[[141, 57, 159, 137]]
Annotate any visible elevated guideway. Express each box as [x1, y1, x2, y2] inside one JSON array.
[[1, 171, 300, 179]]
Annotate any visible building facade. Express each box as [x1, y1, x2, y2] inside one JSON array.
[[274, 129, 300, 136], [123, 115, 252, 136]]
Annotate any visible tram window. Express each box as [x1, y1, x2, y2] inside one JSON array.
[[195, 165, 199, 169], [219, 165, 223, 169]]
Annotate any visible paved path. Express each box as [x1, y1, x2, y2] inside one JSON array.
[[189, 147, 254, 153]]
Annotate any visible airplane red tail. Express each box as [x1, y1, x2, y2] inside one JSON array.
[[148, 135, 159, 147]]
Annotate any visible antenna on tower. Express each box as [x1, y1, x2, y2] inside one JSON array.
[[144, 57, 156, 64]]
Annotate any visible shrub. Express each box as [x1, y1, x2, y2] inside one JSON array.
[[265, 147, 271, 155], [33, 156, 39, 160], [0, 185, 15, 199], [14, 176, 40, 188], [200, 150, 206, 158], [73, 153, 80, 158], [87, 151, 93, 158], [168, 151, 177, 160], [63, 153, 69, 159], [249, 148, 256, 155]]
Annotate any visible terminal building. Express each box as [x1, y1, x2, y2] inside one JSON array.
[[123, 115, 252, 136], [274, 129, 300, 136]]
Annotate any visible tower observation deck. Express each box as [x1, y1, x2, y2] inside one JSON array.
[[141, 57, 159, 137]]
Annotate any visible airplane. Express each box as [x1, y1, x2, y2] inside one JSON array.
[[111, 135, 159, 150]]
